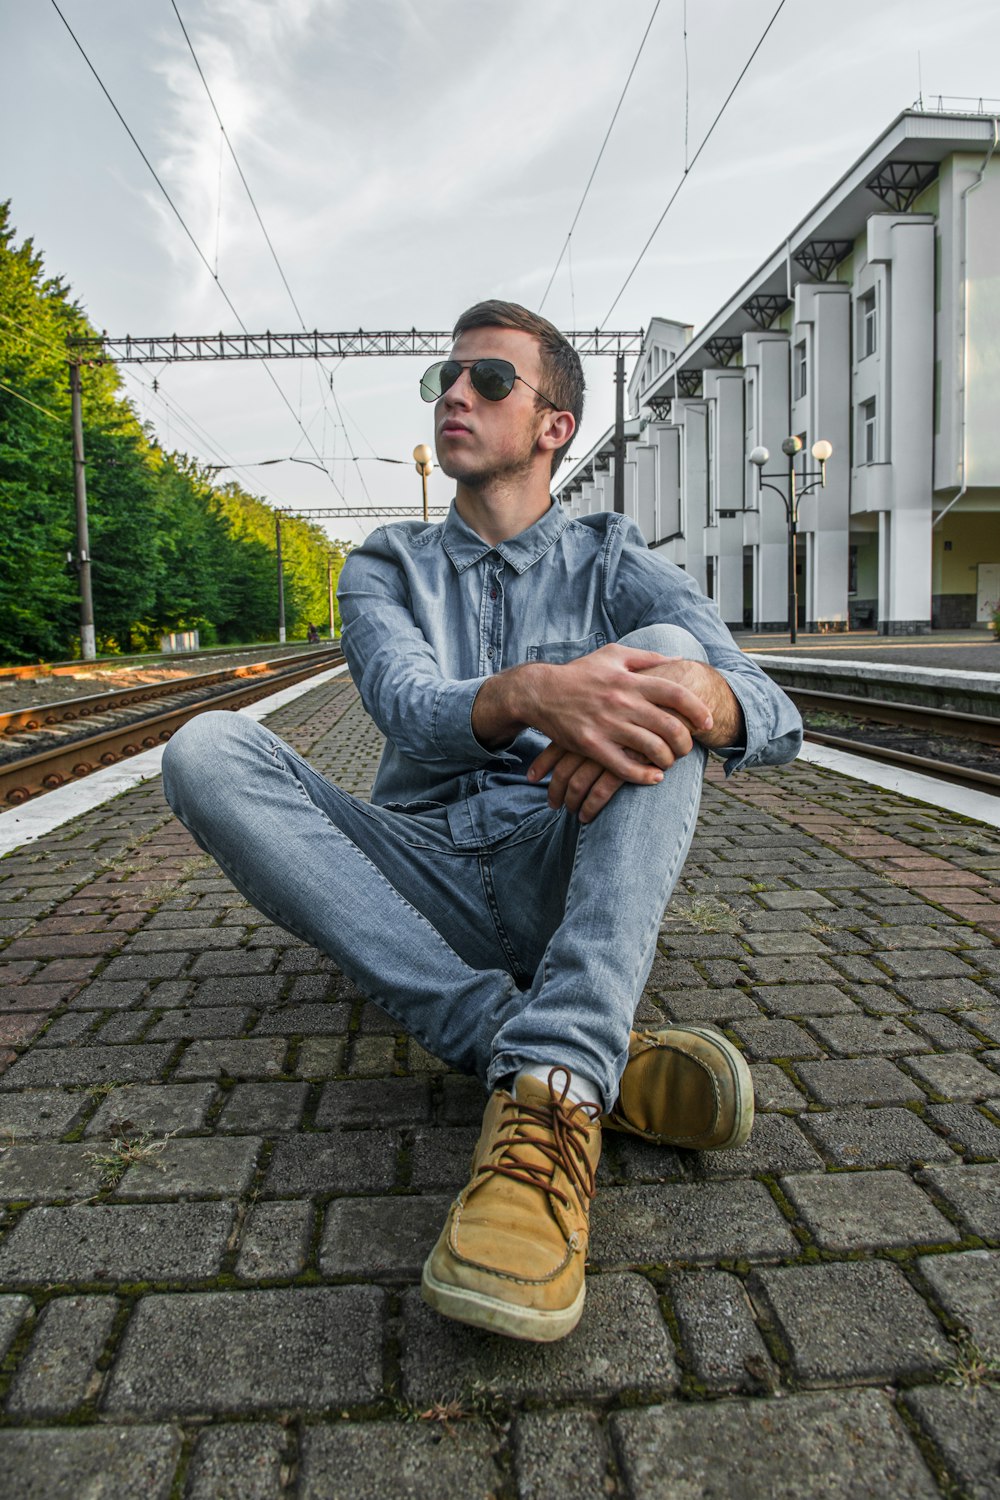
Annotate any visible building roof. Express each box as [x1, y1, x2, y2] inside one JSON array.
[[642, 108, 997, 399], [555, 107, 998, 498]]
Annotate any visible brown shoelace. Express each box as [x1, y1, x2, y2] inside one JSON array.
[[473, 1068, 599, 1211]]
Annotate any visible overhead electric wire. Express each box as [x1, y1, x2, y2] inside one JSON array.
[[326, 374, 379, 459], [201, 454, 409, 473], [0, 306, 291, 504], [0, 381, 61, 421], [47, 0, 344, 497], [0, 310, 76, 362], [0, 314, 270, 490], [537, 0, 663, 314], [327, 383, 373, 503], [600, 0, 789, 328], [172, 0, 383, 512], [683, 0, 690, 170], [171, 0, 380, 504], [120, 366, 289, 507], [169, 0, 309, 330]]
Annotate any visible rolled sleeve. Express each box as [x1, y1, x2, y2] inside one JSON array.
[[708, 651, 803, 774], [339, 535, 502, 768], [431, 677, 502, 765]]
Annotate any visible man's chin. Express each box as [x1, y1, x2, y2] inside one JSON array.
[[440, 458, 534, 491]]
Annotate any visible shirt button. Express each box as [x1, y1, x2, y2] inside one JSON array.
[[490, 589, 497, 600], [487, 647, 494, 659]]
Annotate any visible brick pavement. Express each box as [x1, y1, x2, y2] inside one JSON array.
[[1, 673, 999, 1498]]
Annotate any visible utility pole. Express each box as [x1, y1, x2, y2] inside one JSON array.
[[69, 363, 97, 660], [612, 352, 626, 514], [275, 514, 286, 643], [327, 557, 336, 640]]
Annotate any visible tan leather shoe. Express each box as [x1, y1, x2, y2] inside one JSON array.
[[421, 1070, 601, 1343], [603, 1027, 753, 1151]]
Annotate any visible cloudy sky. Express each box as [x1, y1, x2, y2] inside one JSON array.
[[4, 0, 999, 544]]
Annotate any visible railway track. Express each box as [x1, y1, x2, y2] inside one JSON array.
[[0, 647, 344, 807], [0, 638, 306, 681], [2, 662, 996, 811], [788, 688, 1000, 794]]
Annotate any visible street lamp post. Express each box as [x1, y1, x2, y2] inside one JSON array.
[[412, 443, 433, 522], [749, 438, 833, 645], [327, 556, 336, 640]]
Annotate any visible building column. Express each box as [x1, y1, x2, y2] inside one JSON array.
[[743, 331, 791, 629], [792, 282, 851, 629], [867, 213, 935, 632]]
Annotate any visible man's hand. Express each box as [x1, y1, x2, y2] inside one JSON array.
[[527, 745, 628, 824], [473, 644, 706, 773], [471, 642, 745, 824], [474, 643, 741, 777]]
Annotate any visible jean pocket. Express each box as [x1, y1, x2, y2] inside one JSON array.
[[525, 631, 607, 665], [379, 799, 447, 814]]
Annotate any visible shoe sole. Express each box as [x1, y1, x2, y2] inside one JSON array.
[[420, 1262, 585, 1343], [606, 1026, 754, 1151]]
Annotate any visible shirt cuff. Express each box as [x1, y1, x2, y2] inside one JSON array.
[[431, 677, 510, 765], [716, 671, 803, 774]]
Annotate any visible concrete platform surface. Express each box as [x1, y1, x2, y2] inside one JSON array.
[[735, 627, 1000, 674], [1, 674, 999, 1499]]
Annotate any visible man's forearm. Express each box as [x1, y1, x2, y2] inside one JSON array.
[[471, 662, 548, 749], [474, 644, 725, 783], [652, 660, 744, 750]]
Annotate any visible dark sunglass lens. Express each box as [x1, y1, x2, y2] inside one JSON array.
[[420, 361, 463, 402], [438, 361, 462, 395], [419, 362, 443, 402], [472, 359, 516, 401]]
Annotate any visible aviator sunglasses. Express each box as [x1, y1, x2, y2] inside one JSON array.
[[419, 358, 558, 409]]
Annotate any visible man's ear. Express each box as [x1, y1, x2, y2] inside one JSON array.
[[537, 410, 575, 458]]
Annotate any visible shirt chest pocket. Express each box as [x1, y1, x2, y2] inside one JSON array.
[[524, 630, 607, 665]]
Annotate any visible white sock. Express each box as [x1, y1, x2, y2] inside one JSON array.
[[514, 1066, 601, 1109]]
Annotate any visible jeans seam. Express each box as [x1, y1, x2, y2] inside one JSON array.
[[478, 854, 526, 982]]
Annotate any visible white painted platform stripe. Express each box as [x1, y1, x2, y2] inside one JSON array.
[[796, 741, 1000, 831]]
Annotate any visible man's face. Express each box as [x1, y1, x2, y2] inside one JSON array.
[[434, 326, 550, 489]]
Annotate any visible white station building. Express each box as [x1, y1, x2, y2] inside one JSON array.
[[554, 106, 1000, 634]]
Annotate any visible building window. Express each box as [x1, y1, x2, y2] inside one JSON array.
[[795, 341, 808, 400], [860, 398, 877, 464], [858, 289, 877, 359]]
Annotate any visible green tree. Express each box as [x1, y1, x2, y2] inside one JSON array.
[[0, 202, 352, 660]]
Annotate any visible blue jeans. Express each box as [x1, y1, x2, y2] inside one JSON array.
[[161, 625, 707, 1111]]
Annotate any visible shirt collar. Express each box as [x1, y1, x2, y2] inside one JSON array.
[[441, 499, 569, 576]]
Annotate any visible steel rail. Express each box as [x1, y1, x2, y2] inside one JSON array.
[[787, 687, 1000, 745], [0, 648, 342, 736], [4, 658, 996, 808], [0, 651, 344, 807], [0, 639, 329, 681], [802, 729, 1000, 794]]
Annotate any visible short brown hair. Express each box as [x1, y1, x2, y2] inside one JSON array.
[[452, 300, 584, 476]]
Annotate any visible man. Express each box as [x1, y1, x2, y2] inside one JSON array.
[[162, 300, 801, 1345]]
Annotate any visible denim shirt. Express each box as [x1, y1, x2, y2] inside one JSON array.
[[338, 501, 802, 844]]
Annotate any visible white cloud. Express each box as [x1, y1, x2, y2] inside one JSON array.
[[6, 0, 1000, 530]]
